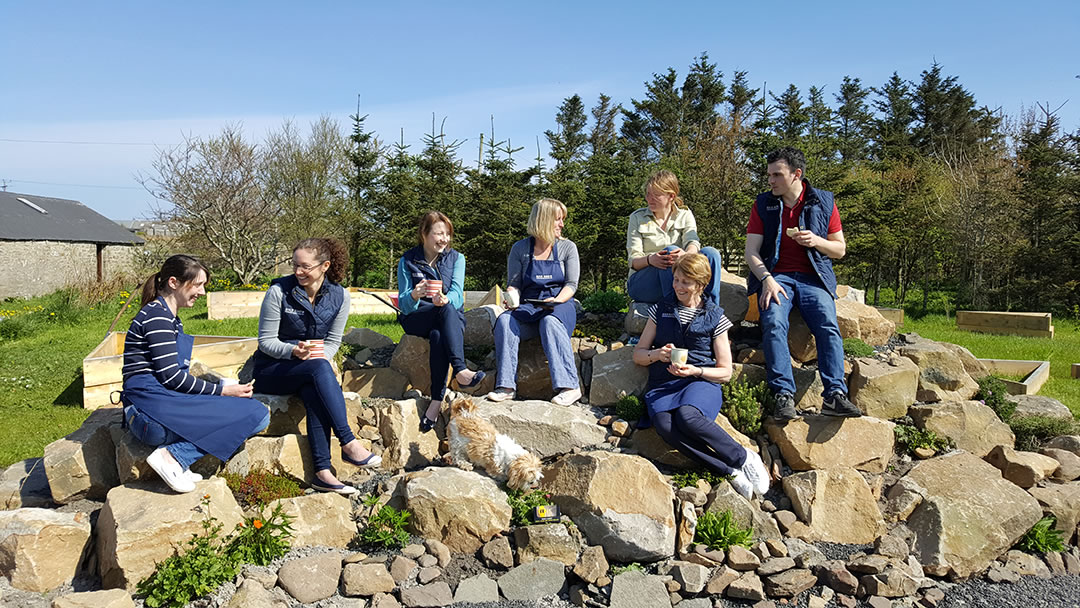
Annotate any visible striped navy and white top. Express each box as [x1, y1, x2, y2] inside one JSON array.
[[122, 297, 222, 395], [647, 303, 733, 338]]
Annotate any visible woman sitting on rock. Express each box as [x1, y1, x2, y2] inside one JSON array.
[[396, 211, 484, 432], [631, 253, 769, 499], [625, 170, 723, 304], [121, 254, 269, 494], [255, 238, 381, 495], [487, 198, 582, 406]]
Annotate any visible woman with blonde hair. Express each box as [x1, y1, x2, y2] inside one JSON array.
[[487, 198, 582, 406], [255, 238, 381, 495], [626, 170, 723, 303], [631, 253, 769, 500]]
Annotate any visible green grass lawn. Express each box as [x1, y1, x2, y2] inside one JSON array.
[[0, 288, 401, 468], [900, 314, 1080, 416]]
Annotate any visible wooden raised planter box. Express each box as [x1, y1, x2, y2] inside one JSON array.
[[82, 332, 258, 410], [207, 288, 493, 320], [875, 307, 904, 326], [956, 311, 1054, 338], [977, 358, 1051, 396]]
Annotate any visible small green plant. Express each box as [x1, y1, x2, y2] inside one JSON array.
[[893, 424, 952, 456], [222, 469, 303, 509], [506, 489, 552, 527], [974, 376, 1016, 422], [573, 320, 623, 345], [671, 469, 731, 490], [694, 509, 753, 551], [225, 502, 294, 566], [1017, 516, 1065, 553], [581, 290, 629, 314], [1009, 415, 1080, 452], [842, 338, 874, 358], [721, 378, 770, 436], [610, 562, 644, 575], [615, 394, 645, 422], [359, 494, 411, 549]]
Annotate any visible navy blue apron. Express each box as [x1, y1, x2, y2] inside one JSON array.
[[122, 322, 267, 462], [510, 238, 577, 335], [640, 299, 725, 427]]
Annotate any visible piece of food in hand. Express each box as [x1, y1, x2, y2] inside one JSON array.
[[785, 227, 799, 238]]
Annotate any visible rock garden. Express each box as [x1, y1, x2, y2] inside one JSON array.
[[2, 273, 1079, 608]]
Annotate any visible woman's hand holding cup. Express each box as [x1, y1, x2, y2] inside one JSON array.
[[655, 342, 674, 363], [222, 381, 254, 398], [412, 279, 428, 301], [292, 342, 311, 360]]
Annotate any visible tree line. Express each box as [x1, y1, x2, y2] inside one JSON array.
[[143, 54, 1080, 314]]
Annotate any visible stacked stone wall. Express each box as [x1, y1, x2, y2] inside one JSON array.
[[0, 240, 140, 299]]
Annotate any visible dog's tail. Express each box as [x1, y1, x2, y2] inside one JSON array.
[[450, 396, 478, 417]]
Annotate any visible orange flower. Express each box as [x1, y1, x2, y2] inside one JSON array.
[[203, 494, 211, 499], [253, 519, 263, 529]]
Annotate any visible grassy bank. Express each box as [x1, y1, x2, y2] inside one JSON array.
[[0, 288, 400, 468]]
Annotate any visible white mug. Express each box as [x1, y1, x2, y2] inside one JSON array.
[[219, 378, 239, 388], [670, 348, 689, 366], [504, 289, 519, 309]]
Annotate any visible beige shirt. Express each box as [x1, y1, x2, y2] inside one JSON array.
[[625, 205, 701, 278]]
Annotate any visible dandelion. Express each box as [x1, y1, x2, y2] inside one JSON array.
[[49, 312, 55, 316], [253, 519, 263, 529]]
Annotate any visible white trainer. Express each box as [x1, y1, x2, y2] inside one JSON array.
[[728, 470, 753, 500], [741, 449, 771, 497], [551, 388, 582, 406], [146, 447, 196, 493], [183, 469, 203, 483], [486, 388, 516, 402]]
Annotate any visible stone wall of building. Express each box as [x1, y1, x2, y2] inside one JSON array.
[[0, 240, 140, 300]]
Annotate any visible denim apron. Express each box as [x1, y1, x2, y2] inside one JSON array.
[[122, 324, 267, 462], [510, 238, 577, 335]]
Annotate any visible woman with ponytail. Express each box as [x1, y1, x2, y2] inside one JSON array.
[[122, 255, 270, 494], [254, 238, 380, 495]]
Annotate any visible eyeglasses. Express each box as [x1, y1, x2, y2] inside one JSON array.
[[291, 261, 325, 272]]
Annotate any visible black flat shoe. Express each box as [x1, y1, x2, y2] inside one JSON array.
[[459, 370, 486, 388], [419, 416, 437, 433]]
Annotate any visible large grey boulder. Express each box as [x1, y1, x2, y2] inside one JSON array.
[[97, 478, 244, 590], [403, 467, 510, 553], [704, 482, 781, 540], [835, 299, 896, 346], [391, 334, 450, 396], [608, 570, 672, 608], [765, 415, 895, 474], [904, 450, 1043, 579], [984, 445, 1060, 488], [341, 368, 409, 399], [898, 337, 979, 402], [43, 408, 120, 504], [377, 398, 441, 470], [269, 492, 355, 548], [1008, 395, 1074, 421], [544, 452, 675, 562], [781, 467, 884, 544], [1028, 482, 1080, 545], [909, 401, 1014, 457], [471, 399, 607, 458], [590, 346, 648, 406], [344, 327, 394, 349], [0, 458, 52, 510], [464, 304, 500, 347], [497, 558, 567, 601], [0, 508, 91, 592], [848, 356, 919, 419]]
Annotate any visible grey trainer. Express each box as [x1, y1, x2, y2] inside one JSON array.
[[772, 392, 799, 421], [822, 392, 862, 417]]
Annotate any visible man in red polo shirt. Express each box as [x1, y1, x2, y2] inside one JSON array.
[[744, 147, 860, 420]]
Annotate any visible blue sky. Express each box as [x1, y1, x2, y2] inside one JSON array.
[[2, 0, 1078, 220]]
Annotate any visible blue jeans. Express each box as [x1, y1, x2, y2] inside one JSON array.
[[652, 405, 747, 475], [494, 312, 579, 392], [399, 304, 467, 401], [759, 272, 846, 397], [627, 246, 723, 304], [254, 358, 354, 472], [126, 406, 270, 470]]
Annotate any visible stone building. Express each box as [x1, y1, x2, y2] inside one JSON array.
[[0, 191, 144, 299]]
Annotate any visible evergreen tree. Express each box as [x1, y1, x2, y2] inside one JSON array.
[[833, 76, 873, 163], [343, 110, 385, 286], [771, 84, 808, 145]]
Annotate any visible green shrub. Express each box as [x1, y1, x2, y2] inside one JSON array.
[[615, 394, 645, 422], [226, 502, 294, 566], [1010, 415, 1080, 452], [610, 562, 644, 575], [694, 509, 753, 551], [975, 376, 1016, 422], [222, 469, 303, 509], [842, 338, 874, 358], [573, 320, 623, 345], [359, 495, 411, 549], [893, 424, 952, 456], [671, 469, 731, 489], [506, 489, 552, 527], [721, 378, 770, 436], [1017, 516, 1065, 553], [581, 290, 628, 314]]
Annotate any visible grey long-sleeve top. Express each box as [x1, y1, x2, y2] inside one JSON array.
[[257, 283, 350, 360], [506, 237, 580, 293]]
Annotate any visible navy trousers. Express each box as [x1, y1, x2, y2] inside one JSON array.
[[651, 405, 747, 475], [399, 304, 467, 401]]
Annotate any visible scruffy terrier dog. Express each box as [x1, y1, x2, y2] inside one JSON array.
[[447, 396, 543, 491]]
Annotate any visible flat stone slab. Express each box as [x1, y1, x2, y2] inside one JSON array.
[[472, 400, 608, 458]]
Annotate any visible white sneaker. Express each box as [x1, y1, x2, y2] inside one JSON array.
[[741, 449, 771, 497], [183, 469, 203, 483], [146, 447, 196, 493], [486, 388, 515, 402], [728, 470, 753, 500], [551, 388, 582, 406]]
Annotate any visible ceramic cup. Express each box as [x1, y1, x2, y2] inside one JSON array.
[[670, 348, 689, 367], [425, 280, 443, 298], [305, 339, 325, 359]]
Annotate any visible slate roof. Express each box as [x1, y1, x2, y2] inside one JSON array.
[[0, 191, 143, 245]]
